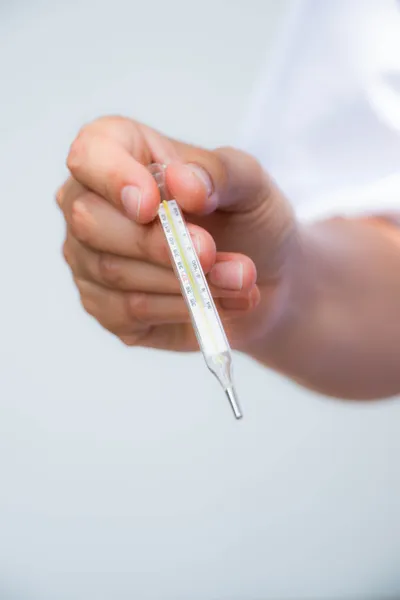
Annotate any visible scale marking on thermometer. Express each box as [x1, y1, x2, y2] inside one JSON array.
[[151, 164, 242, 419]]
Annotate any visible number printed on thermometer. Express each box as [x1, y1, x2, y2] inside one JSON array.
[[158, 200, 229, 356]]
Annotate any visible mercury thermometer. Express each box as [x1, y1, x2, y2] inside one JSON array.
[[148, 163, 242, 419]]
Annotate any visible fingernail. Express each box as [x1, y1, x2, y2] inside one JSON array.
[[186, 164, 213, 197], [121, 186, 142, 219], [209, 261, 243, 290], [220, 296, 251, 311]]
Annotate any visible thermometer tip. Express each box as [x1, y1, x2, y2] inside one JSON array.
[[225, 387, 243, 420]]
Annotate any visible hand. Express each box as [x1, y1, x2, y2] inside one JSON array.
[[57, 116, 297, 352]]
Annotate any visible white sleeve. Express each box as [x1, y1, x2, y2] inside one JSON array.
[[238, 0, 400, 223]]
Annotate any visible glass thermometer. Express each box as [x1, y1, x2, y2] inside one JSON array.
[[148, 163, 242, 419]]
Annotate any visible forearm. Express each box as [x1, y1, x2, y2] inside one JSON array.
[[248, 216, 400, 400]]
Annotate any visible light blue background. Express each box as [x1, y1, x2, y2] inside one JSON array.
[[0, 1, 399, 598]]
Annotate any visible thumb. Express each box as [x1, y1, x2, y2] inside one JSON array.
[[166, 145, 274, 215]]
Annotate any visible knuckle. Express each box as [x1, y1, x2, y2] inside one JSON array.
[[81, 298, 97, 318], [55, 185, 65, 208], [73, 276, 85, 295], [70, 198, 91, 242], [56, 178, 84, 215], [119, 327, 152, 347], [93, 115, 139, 146], [95, 114, 127, 129], [73, 277, 99, 319], [62, 240, 71, 265], [67, 128, 90, 173], [98, 252, 122, 286], [126, 292, 149, 322], [119, 334, 137, 347], [79, 292, 97, 318]]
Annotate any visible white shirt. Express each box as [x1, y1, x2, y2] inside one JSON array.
[[240, 0, 400, 223]]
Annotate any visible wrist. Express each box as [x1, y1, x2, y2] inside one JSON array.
[[241, 220, 317, 363]]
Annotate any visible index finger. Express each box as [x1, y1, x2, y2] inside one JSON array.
[[66, 119, 160, 223]]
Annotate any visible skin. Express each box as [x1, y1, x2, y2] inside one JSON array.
[[57, 115, 400, 401]]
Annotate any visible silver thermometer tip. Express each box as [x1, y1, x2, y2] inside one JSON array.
[[225, 387, 243, 420]]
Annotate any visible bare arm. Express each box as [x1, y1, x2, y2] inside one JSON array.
[[248, 216, 400, 400]]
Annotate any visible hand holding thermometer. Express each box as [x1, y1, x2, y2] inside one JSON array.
[[148, 163, 242, 419]]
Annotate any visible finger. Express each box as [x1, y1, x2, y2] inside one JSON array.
[[119, 288, 261, 350], [66, 116, 276, 222], [64, 190, 217, 271], [65, 235, 257, 299], [208, 253, 257, 292], [66, 120, 163, 223], [165, 145, 273, 215], [75, 278, 191, 333], [75, 275, 259, 335], [219, 285, 261, 313], [56, 177, 84, 213], [66, 235, 180, 293], [119, 322, 196, 351]]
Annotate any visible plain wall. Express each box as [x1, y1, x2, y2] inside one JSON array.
[[0, 1, 399, 599]]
